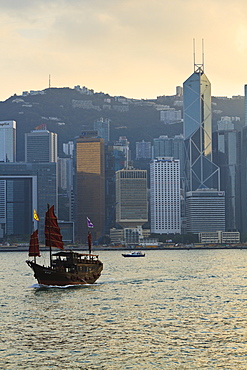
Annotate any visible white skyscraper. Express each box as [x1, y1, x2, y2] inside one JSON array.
[[150, 157, 181, 234], [0, 121, 16, 162]]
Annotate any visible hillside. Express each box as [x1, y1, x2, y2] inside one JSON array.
[[0, 87, 244, 161]]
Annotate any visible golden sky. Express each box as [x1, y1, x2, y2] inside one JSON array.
[[1, 0, 247, 101]]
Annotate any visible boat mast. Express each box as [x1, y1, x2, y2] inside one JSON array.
[[47, 204, 52, 267]]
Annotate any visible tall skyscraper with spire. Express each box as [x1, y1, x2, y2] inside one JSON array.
[[183, 52, 220, 191], [183, 44, 225, 233]]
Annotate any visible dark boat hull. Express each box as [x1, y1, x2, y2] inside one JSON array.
[[122, 254, 145, 257], [26, 260, 103, 286]]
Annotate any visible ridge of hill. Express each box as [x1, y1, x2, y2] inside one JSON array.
[[0, 87, 244, 161]]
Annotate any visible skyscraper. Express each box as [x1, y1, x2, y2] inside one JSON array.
[[215, 118, 241, 231], [186, 189, 225, 233], [116, 168, 148, 228], [0, 121, 16, 162], [153, 134, 184, 178], [0, 162, 57, 240], [135, 140, 152, 160], [94, 117, 110, 144], [183, 62, 220, 191], [150, 157, 181, 234], [25, 128, 57, 162], [75, 136, 105, 242]]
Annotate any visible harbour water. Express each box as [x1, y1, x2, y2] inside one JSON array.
[[1, 249, 247, 369]]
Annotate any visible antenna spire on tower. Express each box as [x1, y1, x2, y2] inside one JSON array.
[[193, 38, 204, 73]]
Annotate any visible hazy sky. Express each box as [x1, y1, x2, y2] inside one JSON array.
[[1, 0, 247, 101]]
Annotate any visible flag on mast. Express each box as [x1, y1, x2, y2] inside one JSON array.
[[33, 209, 40, 221], [87, 217, 94, 228]]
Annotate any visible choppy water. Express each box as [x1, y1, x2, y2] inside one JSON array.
[[0, 249, 247, 369]]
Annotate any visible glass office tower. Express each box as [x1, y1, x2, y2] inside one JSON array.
[[183, 65, 220, 191], [75, 136, 105, 243]]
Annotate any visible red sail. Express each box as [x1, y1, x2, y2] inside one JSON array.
[[29, 229, 40, 257], [45, 205, 64, 250]]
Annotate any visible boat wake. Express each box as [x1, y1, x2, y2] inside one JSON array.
[[28, 283, 93, 290]]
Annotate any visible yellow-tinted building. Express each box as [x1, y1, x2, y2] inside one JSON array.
[[75, 137, 105, 243]]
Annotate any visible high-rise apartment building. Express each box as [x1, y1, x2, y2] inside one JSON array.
[[75, 136, 105, 242], [25, 129, 57, 162], [150, 157, 181, 234], [153, 135, 184, 177], [116, 168, 148, 228], [186, 189, 225, 233], [160, 110, 182, 124], [135, 140, 152, 159], [94, 117, 110, 144], [113, 136, 130, 170], [183, 63, 220, 191], [0, 121, 16, 162]]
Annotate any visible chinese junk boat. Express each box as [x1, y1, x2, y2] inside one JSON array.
[[26, 205, 103, 286]]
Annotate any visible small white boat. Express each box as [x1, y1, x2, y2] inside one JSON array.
[[122, 251, 145, 257]]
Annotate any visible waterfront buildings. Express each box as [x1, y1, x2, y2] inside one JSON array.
[[0, 162, 57, 240], [0, 121, 16, 163], [150, 157, 181, 234], [116, 168, 148, 228], [75, 136, 105, 242], [186, 189, 225, 233]]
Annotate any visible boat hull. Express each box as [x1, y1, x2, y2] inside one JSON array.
[[26, 260, 103, 286], [122, 254, 145, 257]]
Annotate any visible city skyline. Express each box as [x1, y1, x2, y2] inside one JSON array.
[[0, 1, 247, 102]]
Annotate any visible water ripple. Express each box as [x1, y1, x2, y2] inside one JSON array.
[[0, 250, 247, 369]]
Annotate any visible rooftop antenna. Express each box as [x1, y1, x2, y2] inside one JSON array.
[[49, 74, 51, 89], [193, 38, 204, 73]]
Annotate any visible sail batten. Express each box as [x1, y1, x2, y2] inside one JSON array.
[[29, 229, 40, 257], [45, 205, 64, 250]]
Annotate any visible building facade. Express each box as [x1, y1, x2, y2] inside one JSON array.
[[94, 117, 110, 144], [183, 64, 220, 191], [135, 140, 152, 159], [0, 162, 57, 240], [186, 189, 225, 233], [25, 129, 57, 162], [153, 134, 184, 178], [0, 120, 16, 163], [150, 157, 181, 234], [116, 168, 148, 228], [215, 118, 241, 231], [75, 136, 105, 243]]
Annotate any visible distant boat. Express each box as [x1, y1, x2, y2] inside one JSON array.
[[26, 205, 103, 286], [122, 251, 145, 257]]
